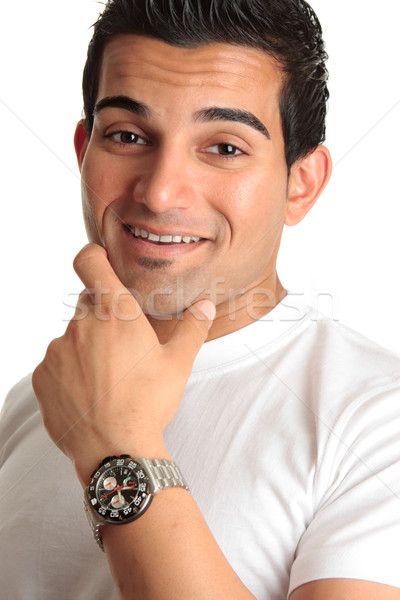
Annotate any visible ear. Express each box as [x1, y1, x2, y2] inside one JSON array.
[[74, 120, 89, 171], [285, 145, 332, 226]]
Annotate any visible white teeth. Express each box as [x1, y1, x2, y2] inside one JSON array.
[[128, 226, 201, 244]]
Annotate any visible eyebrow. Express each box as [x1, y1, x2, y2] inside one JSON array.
[[193, 107, 270, 140], [93, 95, 271, 140], [94, 95, 150, 118]]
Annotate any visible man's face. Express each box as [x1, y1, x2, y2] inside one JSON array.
[[77, 35, 290, 323]]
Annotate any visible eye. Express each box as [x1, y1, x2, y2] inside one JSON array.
[[207, 143, 245, 158], [106, 131, 147, 145]]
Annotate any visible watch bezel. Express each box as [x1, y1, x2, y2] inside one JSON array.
[[87, 456, 153, 524]]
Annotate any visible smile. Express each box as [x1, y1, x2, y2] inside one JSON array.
[[124, 225, 202, 245]]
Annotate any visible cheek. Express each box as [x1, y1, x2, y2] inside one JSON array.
[[81, 151, 124, 238], [214, 170, 288, 239]]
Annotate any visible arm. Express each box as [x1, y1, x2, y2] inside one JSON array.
[[102, 487, 254, 599], [32, 243, 255, 600]]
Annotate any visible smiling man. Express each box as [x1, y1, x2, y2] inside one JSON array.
[[1, 1, 400, 599], [74, 34, 300, 335]]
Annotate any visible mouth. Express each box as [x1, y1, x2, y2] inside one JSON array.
[[124, 224, 204, 245]]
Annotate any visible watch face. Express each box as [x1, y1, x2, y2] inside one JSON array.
[[88, 457, 153, 523]]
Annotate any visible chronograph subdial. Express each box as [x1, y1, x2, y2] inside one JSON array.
[[110, 491, 126, 509], [98, 467, 140, 512], [103, 476, 117, 491]]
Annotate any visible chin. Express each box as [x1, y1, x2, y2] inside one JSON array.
[[107, 255, 209, 318], [139, 293, 192, 320], [112, 277, 187, 319]]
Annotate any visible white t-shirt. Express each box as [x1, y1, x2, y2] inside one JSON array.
[[1, 295, 399, 599]]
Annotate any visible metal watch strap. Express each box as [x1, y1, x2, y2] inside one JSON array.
[[83, 456, 189, 551], [139, 458, 189, 494], [83, 490, 105, 550]]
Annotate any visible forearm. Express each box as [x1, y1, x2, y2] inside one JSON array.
[[34, 246, 241, 598], [74, 423, 255, 600], [101, 485, 256, 600]]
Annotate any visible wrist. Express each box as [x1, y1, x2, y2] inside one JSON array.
[[83, 455, 189, 551]]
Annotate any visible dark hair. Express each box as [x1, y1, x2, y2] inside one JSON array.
[[82, 0, 329, 170]]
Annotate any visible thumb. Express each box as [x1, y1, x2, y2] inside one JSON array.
[[167, 300, 216, 366]]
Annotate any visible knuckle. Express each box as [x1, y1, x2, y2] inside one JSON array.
[[31, 363, 43, 395], [73, 249, 91, 272], [32, 336, 62, 394], [45, 336, 60, 357], [73, 243, 104, 273], [66, 316, 82, 337], [43, 337, 63, 365]]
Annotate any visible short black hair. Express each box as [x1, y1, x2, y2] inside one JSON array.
[[82, 0, 329, 170]]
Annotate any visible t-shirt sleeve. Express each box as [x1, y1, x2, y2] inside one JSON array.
[[289, 382, 400, 596]]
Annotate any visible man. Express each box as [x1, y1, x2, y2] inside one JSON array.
[[1, 1, 399, 598]]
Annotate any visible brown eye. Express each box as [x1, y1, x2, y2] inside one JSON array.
[[207, 143, 244, 157], [107, 131, 147, 145], [218, 144, 237, 155], [120, 132, 139, 144]]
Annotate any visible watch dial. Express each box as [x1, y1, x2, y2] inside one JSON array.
[[88, 458, 153, 523]]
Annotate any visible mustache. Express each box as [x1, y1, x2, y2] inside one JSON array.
[[106, 204, 215, 239]]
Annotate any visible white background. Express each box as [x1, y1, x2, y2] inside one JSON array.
[[0, 1, 399, 409]]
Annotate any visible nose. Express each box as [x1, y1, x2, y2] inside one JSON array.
[[132, 146, 196, 213]]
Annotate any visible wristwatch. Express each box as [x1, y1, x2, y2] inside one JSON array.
[[83, 454, 189, 551]]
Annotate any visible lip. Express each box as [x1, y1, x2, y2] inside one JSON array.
[[122, 223, 208, 258], [123, 221, 208, 241]]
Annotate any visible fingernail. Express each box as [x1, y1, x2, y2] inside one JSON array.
[[197, 300, 216, 322]]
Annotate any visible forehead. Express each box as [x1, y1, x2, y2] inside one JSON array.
[[97, 34, 283, 115]]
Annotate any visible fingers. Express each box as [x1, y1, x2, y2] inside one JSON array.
[[167, 300, 216, 367], [73, 244, 123, 297], [72, 244, 143, 322]]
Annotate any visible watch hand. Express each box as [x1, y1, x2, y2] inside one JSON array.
[[100, 484, 124, 500]]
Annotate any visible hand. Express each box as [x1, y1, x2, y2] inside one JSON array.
[[32, 243, 215, 485]]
